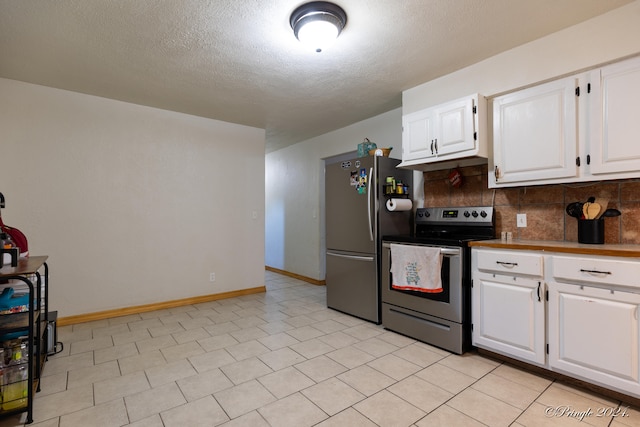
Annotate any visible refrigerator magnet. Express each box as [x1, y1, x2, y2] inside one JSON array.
[[357, 168, 367, 194], [350, 171, 358, 187]]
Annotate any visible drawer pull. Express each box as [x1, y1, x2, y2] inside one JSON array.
[[579, 268, 611, 276], [496, 261, 518, 268]]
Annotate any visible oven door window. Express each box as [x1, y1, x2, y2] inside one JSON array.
[[390, 255, 451, 303]]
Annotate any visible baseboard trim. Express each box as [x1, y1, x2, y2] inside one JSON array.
[[57, 286, 267, 327], [265, 266, 325, 286]]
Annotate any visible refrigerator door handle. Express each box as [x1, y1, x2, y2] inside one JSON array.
[[367, 166, 374, 241], [327, 251, 375, 262]]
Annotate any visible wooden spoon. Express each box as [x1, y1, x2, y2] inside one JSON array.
[[594, 198, 609, 219], [587, 202, 601, 220], [582, 202, 590, 219]]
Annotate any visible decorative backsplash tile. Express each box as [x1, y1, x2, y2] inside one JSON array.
[[423, 164, 640, 245]]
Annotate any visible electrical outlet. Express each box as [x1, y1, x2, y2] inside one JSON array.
[[209, 272, 216, 282], [517, 213, 527, 228]]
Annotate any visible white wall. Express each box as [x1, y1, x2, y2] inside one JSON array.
[[403, 1, 640, 113], [265, 1, 640, 281], [0, 78, 265, 318], [265, 108, 402, 280]]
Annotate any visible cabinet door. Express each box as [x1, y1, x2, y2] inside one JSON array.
[[492, 76, 578, 185], [433, 97, 476, 157], [589, 56, 640, 175], [548, 282, 640, 397], [472, 272, 546, 365], [402, 109, 435, 161]]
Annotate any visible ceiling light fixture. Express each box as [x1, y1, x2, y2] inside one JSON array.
[[290, 1, 347, 53]]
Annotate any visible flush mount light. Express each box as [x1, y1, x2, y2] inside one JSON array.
[[290, 1, 347, 53]]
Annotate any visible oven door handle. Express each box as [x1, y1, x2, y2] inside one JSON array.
[[440, 248, 461, 256], [383, 242, 460, 256]]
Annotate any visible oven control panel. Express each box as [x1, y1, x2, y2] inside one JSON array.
[[416, 206, 494, 225]]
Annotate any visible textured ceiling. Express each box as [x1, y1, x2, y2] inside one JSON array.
[[0, 0, 632, 152]]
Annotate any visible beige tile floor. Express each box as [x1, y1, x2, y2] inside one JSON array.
[[2, 270, 639, 426]]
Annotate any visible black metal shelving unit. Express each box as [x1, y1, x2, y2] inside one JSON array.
[[0, 256, 48, 424]]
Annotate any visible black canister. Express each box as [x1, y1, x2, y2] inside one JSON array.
[[578, 219, 604, 244]]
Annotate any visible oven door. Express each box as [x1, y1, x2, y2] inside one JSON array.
[[381, 241, 463, 322]]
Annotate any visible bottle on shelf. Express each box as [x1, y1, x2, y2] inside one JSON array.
[[0, 233, 15, 250], [2, 364, 27, 410], [1, 232, 19, 267], [0, 340, 28, 411]]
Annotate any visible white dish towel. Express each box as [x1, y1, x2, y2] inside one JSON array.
[[390, 244, 443, 293]]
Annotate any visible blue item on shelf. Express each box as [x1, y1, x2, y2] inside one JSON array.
[[0, 287, 30, 310]]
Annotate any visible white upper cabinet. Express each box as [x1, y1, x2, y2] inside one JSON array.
[[434, 97, 476, 156], [491, 77, 579, 186], [402, 108, 436, 161], [490, 55, 640, 188], [589, 56, 640, 175], [400, 94, 487, 168]]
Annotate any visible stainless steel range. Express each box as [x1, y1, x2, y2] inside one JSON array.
[[381, 206, 495, 354]]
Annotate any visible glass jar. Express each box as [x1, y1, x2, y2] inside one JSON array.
[[2, 364, 27, 410]]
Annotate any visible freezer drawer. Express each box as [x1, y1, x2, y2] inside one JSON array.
[[326, 251, 379, 323]]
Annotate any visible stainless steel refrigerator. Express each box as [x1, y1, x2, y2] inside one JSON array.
[[325, 155, 413, 323]]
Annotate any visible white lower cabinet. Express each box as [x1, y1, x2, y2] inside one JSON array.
[[473, 272, 545, 365], [472, 249, 545, 366], [472, 247, 640, 398], [548, 281, 640, 396]]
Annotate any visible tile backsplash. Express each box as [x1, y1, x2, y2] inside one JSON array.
[[423, 164, 640, 245]]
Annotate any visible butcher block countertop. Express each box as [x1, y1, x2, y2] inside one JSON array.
[[469, 239, 640, 258]]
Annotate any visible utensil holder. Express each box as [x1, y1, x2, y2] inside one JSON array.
[[578, 219, 604, 244]]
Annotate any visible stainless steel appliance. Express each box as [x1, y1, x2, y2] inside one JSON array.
[[381, 206, 495, 353], [325, 155, 413, 323]]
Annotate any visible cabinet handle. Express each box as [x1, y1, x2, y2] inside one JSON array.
[[537, 282, 541, 302], [496, 261, 518, 268], [430, 140, 434, 155], [434, 138, 438, 154], [494, 165, 500, 181], [579, 268, 611, 275]]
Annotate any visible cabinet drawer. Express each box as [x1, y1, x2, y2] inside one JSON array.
[[550, 255, 640, 288], [475, 249, 543, 277]]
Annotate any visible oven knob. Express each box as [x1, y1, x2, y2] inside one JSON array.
[[480, 210, 487, 218], [471, 211, 478, 218], [463, 211, 470, 218], [417, 212, 423, 218], [424, 211, 430, 217]]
